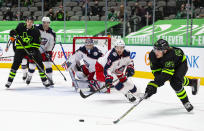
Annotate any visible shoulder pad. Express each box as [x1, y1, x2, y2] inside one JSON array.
[[123, 49, 130, 57]]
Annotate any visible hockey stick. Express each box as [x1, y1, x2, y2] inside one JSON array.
[[79, 74, 128, 98], [59, 42, 79, 91], [40, 47, 67, 81], [16, 36, 52, 84], [0, 56, 14, 59], [113, 93, 148, 124]]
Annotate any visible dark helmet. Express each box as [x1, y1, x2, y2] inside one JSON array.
[[25, 16, 34, 21], [154, 39, 169, 51]]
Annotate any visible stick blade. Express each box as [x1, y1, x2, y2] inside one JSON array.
[[79, 89, 88, 98], [113, 119, 120, 124]]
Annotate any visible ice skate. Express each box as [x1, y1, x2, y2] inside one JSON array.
[[125, 91, 137, 102], [191, 79, 200, 95]]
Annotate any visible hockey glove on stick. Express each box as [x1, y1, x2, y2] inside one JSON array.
[[126, 65, 135, 77], [145, 82, 158, 99], [105, 75, 113, 87]]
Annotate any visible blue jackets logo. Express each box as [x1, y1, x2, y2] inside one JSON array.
[[130, 52, 136, 59]]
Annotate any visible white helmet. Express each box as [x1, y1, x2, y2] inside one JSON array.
[[42, 17, 51, 22], [114, 39, 125, 47]]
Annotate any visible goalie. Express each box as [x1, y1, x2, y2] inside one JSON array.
[[94, 39, 139, 102], [67, 38, 104, 92]]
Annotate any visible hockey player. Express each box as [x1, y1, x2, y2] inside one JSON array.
[[26, 17, 56, 86], [5, 35, 28, 81], [144, 39, 200, 112], [95, 39, 138, 102], [68, 38, 103, 92], [5, 16, 50, 88]]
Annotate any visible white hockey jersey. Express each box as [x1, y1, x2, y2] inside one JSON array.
[[36, 24, 56, 53], [70, 46, 103, 73], [98, 48, 134, 76]]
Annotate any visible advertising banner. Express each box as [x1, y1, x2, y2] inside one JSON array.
[[125, 19, 204, 46], [0, 21, 119, 43]]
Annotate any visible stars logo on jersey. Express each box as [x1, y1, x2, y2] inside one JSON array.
[[165, 61, 174, 68]]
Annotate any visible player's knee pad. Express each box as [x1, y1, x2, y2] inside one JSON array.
[[29, 63, 36, 69], [75, 71, 87, 80], [22, 58, 27, 64], [46, 68, 52, 73], [28, 63, 36, 73], [21, 58, 27, 66], [170, 79, 183, 92]]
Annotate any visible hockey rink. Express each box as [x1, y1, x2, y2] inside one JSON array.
[[0, 68, 203, 131]]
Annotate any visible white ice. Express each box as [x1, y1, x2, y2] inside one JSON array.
[[0, 68, 203, 131]]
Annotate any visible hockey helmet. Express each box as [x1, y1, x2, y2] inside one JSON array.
[[42, 17, 51, 22], [154, 39, 169, 51], [85, 38, 94, 45], [114, 39, 125, 47]]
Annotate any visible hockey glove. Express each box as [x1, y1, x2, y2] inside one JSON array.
[[145, 84, 157, 99], [117, 74, 127, 83], [9, 29, 17, 37], [126, 65, 135, 77], [105, 75, 113, 87]]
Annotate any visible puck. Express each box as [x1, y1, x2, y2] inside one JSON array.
[[79, 119, 84, 122]]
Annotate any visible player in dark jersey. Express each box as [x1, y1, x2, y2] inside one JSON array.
[[5, 35, 29, 81], [144, 39, 200, 112], [5, 16, 50, 88]]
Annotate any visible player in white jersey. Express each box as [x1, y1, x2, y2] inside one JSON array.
[[68, 38, 104, 92], [26, 17, 56, 85], [95, 39, 139, 102]]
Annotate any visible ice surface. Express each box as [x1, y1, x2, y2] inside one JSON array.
[[0, 68, 203, 131]]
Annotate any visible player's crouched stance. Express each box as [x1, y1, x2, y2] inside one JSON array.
[[144, 39, 200, 112], [67, 38, 104, 92], [95, 39, 139, 102]]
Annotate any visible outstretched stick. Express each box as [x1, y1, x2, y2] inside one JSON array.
[[40, 47, 67, 81], [79, 74, 128, 98], [59, 42, 79, 91], [113, 93, 148, 124]]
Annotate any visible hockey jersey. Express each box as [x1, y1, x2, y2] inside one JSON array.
[[149, 47, 187, 87], [98, 48, 133, 77], [14, 23, 41, 49], [70, 46, 103, 73], [36, 24, 56, 53]]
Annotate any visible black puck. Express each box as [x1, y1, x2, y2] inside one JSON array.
[[79, 119, 84, 122]]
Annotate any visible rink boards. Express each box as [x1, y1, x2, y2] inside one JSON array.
[[0, 43, 204, 85]]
